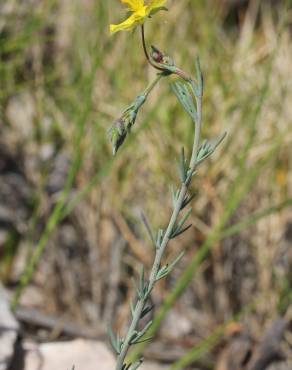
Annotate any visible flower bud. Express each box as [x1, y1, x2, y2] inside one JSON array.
[[108, 117, 127, 155], [150, 45, 190, 81], [151, 45, 175, 67], [151, 45, 164, 63], [108, 94, 146, 155]]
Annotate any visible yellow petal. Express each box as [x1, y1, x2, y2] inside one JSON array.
[[110, 13, 143, 34], [121, 0, 145, 12]]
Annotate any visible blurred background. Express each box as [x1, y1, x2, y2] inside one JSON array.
[[0, 0, 292, 369]]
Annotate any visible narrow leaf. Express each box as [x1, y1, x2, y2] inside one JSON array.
[[197, 132, 227, 163], [108, 325, 120, 354], [156, 228, 164, 249], [140, 266, 145, 293], [171, 187, 180, 208], [132, 277, 142, 299], [166, 251, 185, 273], [177, 208, 192, 232], [195, 57, 203, 96], [130, 301, 135, 317], [171, 224, 192, 239], [140, 211, 156, 247], [181, 193, 196, 210], [155, 265, 169, 281], [172, 82, 197, 122], [134, 320, 153, 342], [178, 147, 187, 182], [133, 336, 154, 344], [140, 305, 153, 319]]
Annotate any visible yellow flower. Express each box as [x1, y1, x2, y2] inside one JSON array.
[[110, 0, 167, 34]]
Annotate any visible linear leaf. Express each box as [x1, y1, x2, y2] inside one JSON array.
[[167, 251, 185, 273], [140, 211, 156, 247], [172, 82, 197, 122], [181, 193, 196, 210], [197, 132, 227, 163], [171, 224, 192, 239], [108, 325, 120, 354]]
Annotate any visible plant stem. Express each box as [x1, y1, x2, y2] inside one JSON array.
[[141, 25, 165, 72], [143, 73, 164, 98], [115, 78, 203, 370]]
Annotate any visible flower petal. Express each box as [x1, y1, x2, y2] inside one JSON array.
[[110, 13, 143, 34], [121, 0, 145, 12]]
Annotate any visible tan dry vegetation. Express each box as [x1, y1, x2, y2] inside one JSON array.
[[0, 0, 291, 368]]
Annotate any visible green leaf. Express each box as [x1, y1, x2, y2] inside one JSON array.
[[140, 305, 153, 319], [141, 211, 156, 247], [155, 265, 169, 281], [134, 321, 153, 343], [140, 266, 145, 291], [195, 57, 203, 96], [132, 277, 142, 299], [156, 228, 164, 249], [155, 252, 185, 282], [172, 82, 197, 123], [178, 208, 192, 231], [171, 224, 192, 239], [130, 301, 136, 317], [171, 208, 192, 239], [181, 193, 196, 210], [171, 187, 180, 208], [167, 251, 185, 273], [133, 336, 154, 344], [197, 132, 227, 163], [178, 146, 188, 182], [108, 325, 121, 354]]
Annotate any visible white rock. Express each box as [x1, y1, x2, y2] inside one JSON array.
[[5, 93, 35, 141], [24, 339, 167, 370], [0, 286, 19, 370], [141, 362, 168, 370], [24, 340, 115, 370], [160, 309, 193, 339]]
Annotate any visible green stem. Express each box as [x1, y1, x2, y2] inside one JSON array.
[[115, 78, 203, 370], [143, 73, 165, 98]]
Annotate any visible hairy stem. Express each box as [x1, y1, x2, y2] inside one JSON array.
[[115, 77, 203, 370]]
